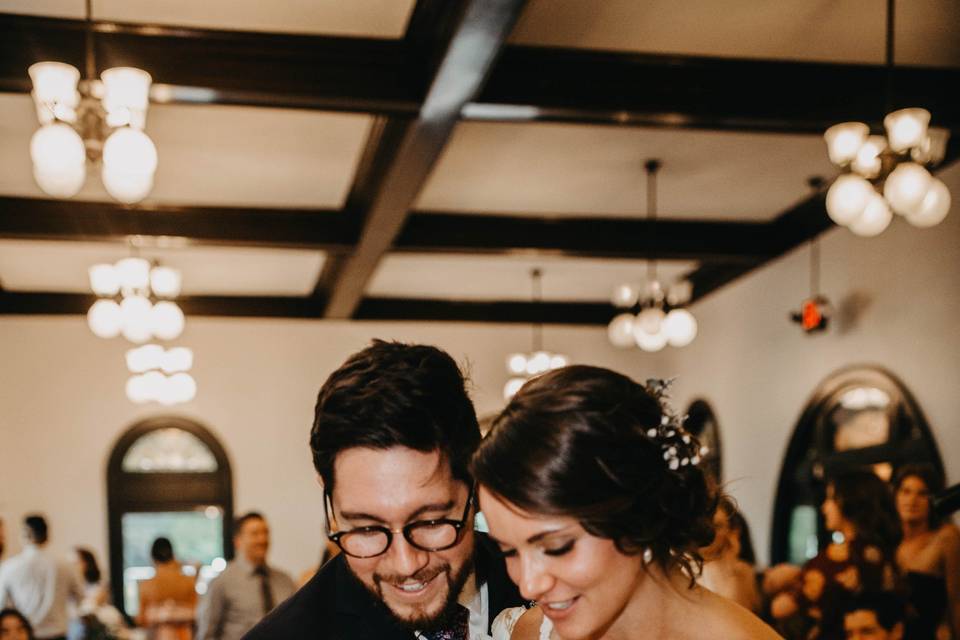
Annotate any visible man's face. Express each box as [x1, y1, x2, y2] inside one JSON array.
[[844, 610, 900, 640], [235, 517, 270, 566], [329, 447, 475, 630]]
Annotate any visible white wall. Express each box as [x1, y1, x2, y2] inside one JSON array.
[[1, 163, 957, 574]]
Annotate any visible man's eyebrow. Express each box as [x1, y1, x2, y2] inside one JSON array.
[[338, 500, 456, 525]]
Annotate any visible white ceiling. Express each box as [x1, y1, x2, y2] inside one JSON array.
[[511, 0, 960, 68], [0, 0, 417, 37], [0, 93, 373, 208], [417, 121, 836, 221], [0, 239, 326, 296], [367, 253, 695, 302]]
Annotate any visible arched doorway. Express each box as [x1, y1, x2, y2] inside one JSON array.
[[684, 398, 723, 482], [771, 365, 944, 565], [106, 416, 233, 617]]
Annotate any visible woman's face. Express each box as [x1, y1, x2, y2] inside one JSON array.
[[896, 475, 931, 526], [479, 486, 644, 640], [0, 615, 30, 640], [822, 484, 845, 532]]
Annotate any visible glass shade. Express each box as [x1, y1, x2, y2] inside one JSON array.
[[120, 294, 153, 343], [636, 307, 665, 335], [125, 374, 152, 403], [102, 166, 154, 204], [33, 163, 85, 199], [167, 373, 197, 404], [102, 128, 158, 174], [161, 347, 194, 374], [666, 280, 693, 307], [663, 308, 698, 347], [101, 67, 152, 129], [87, 299, 122, 338], [503, 377, 525, 401], [883, 162, 932, 216], [149, 301, 185, 341], [116, 257, 151, 291], [89, 263, 120, 296], [824, 122, 868, 165], [525, 351, 552, 376], [30, 123, 86, 197], [126, 344, 164, 373], [28, 62, 80, 110], [826, 175, 873, 226], [611, 283, 639, 308], [906, 178, 951, 228], [884, 108, 930, 152], [607, 313, 636, 348], [851, 135, 886, 178], [849, 193, 892, 237], [549, 354, 569, 369], [149, 266, 181, 298], [507, 353, 527, 375], [633, 324, 667, 352]]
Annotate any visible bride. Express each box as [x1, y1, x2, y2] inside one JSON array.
[[473, 366, 780, 640]]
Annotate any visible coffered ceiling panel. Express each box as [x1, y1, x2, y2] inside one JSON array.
[[0, 0, 417, 37], [0, 93, 372, 208], [367, 253, 696, 302], [510, 0, 960, 68], [416, 121, 835, 221], [0, 239, 326, 296]]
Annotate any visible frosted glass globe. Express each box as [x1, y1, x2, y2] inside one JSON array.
[[607, 313, 636, 348], [663, 308, 698, 347], [883, 162, 932, 216], [824, 122, 868, 165], [549, 354, 568, 370], [33, 163, 85, 199], [826, 174, 872, 226], [160, 347, 193, 374], [525, 351, 551, 376], [159, 372, 196, 405], [88, 263, 120, 296], [101, 67, 152, 114], [503, 377, 525, 401], [116, 257, 150, 292], [150, 301, 185, 340], [849, 193, 892, 237], [87, 299, 122, 338], [126, 343, 163, 373], [611, 283, 639, 308], [28, 62, 80, 108], [507, 353, 527, 375], [125, 374, 152, 403], [102, 166, 154, 204], [633, 325, 667, 352], [851, 135, 886, 178], [120, 294, 153, 343], [637, 307, 665, 335], [149, 266, 181, 298], [141, 371, 166, 402], [31, 124, 86, 197], [102, 127, 158, 174], [906, 178, 951, 228], [884, 108, 930, 152]]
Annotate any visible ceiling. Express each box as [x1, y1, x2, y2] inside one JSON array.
[[0, 0, 957, 324]]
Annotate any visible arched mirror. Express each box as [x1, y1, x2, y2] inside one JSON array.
[[771, 366, 944, 565], [684, 399, 723, 482], [107, 417, 233, 617]]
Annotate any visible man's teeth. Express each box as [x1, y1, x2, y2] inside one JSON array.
[[398, 582, 426, 592], [545, 599, 575, 610]]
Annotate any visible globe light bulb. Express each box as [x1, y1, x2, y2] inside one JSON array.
[[525, 351, 551, 376], [149, 266, 181, 298], [33, 163, 86, 199], [633, 324, 667, 352], [611, 283, 639, 308], [906, 178, 951, 228], [87, 299, 122, 338], [101, 67, 152, 129], [884, 108, 930, 152], [851, 135, 886, 178], [160, 347, 194, 374], [607, 313, 636, 348], [126, 343, 163, 373], [883, 162, 932, 216], [115, 257, 150, 292], [28, 62, 80, 113], [120, 294, 153, 343], [102, 127, 158, 174], [30, 123, 86, 197], [88, 263, 120, 296], [824, 122, 868, 165], [507, 353, 528, 375], [849, 193, 892, 237], [125, 374, 152, 403], [503, 377, 526, 401], [663, 308, 698, 347], [149, 301, 185, 341], [825, 174, 873, 226], [636, 307, 665, 335], [101, 166, 154, 204], [549, 354, 569, 370]]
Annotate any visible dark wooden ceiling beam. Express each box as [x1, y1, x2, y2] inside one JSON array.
[[321, 0, 528, 318]]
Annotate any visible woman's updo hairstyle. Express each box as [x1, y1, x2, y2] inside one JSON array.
[[473, 365, 717, 584]]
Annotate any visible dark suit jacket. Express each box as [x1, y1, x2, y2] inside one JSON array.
[[243, 534, 524, 639]]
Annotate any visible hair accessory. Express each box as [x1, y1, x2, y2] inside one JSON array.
[[643, 378, 701, 470], [642, 547, 654, 564]]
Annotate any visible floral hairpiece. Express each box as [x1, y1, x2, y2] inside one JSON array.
[[643, 378, 705, 471]]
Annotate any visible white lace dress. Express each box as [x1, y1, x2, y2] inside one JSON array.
[[491, 606, 555, 640]]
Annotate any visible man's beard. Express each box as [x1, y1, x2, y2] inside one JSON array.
[[361, 555, 474, 633]]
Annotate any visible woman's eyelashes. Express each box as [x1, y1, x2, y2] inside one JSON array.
[[543, 539, 576, 556]]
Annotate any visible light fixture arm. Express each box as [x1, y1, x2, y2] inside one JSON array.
[[645, 158, 661, 285], [530, 268, 543, 352], [884, 0, 895, 114]]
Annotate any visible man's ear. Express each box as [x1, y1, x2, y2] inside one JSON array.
[[891, 621, 904, 640]]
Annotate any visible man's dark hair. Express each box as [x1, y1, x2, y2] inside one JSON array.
[[310, 340, 480, 492], [234, 511, 265, 536], [842, 591, 906, 631], [23, 515, 48, 544], [151, 537, 174, 563]]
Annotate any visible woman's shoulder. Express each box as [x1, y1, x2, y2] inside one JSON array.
[[698, 587, 782, 640], [492, 606, 547, 640], [934, 522, 960, 545]]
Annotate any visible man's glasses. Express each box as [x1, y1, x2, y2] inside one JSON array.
[[325, 487, 474, 559]]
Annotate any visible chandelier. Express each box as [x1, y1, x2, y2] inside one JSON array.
[[607, 160, 698, 352], [503, 269, 569, 400], [87, 257, 185, 343], [823, 1, 950, 236]]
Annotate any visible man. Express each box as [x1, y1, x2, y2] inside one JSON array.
[[842, 592, 905, 640], [197, 512, 295, 640], [246, 340, 525, 639], [0, 515, 81, 640]]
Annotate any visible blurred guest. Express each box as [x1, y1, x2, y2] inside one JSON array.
[[893, 465, 960, 640], [0, 515, 81, 640], [842, 592, 905, 640], [772, 470, 902, 640], [0, 519, 6, 562], [700, 496, 762, 612], [72, 549, 106, 614], [195, 513, 293, 640], [137, 538, 197, 640], [0, 608, 35, 640]]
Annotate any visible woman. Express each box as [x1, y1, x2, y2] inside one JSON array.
[[473, 366, 780, 640], [0, 609, 33, 640], [137, 537, 197, 640], [893, 465, 960, 640], [74, 548, 107, 613], [771, 470, 902, 640], [699, 497, 761, 613]]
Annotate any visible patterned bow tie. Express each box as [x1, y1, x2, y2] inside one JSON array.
[[421, 605, 470, 640]]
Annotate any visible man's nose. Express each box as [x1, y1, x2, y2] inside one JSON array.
[[388, 534, 429, 576]]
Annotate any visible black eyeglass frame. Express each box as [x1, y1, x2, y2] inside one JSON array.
[[324, 484, 475, 559]]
